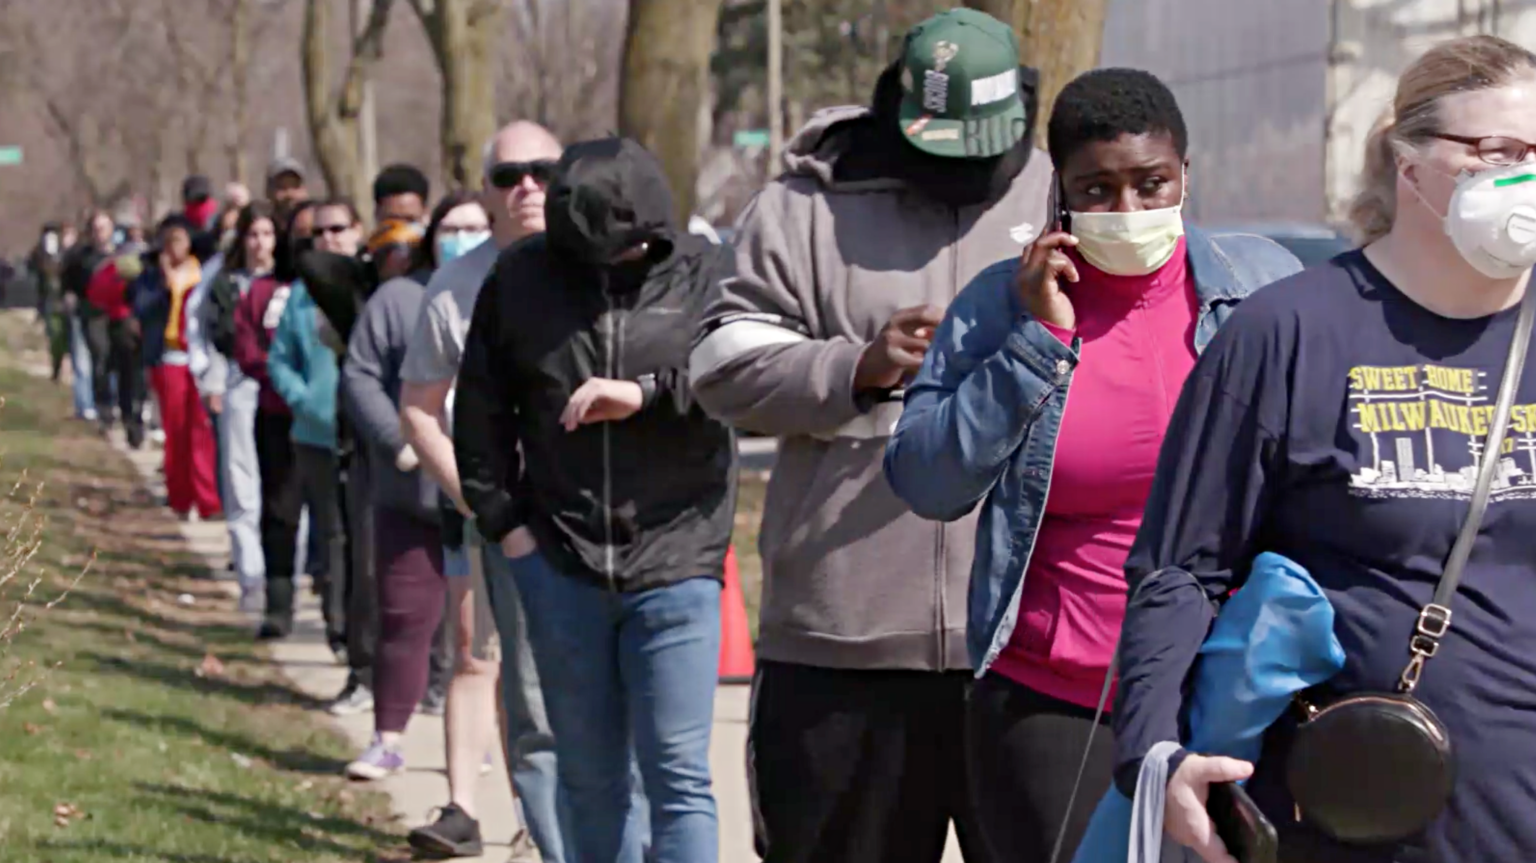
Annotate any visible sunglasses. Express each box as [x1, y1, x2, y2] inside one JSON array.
[[315, 224, 353, 236], [489, 160, 559, 189]]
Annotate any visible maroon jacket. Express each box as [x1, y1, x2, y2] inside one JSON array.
[[233, 275, 293, 415]]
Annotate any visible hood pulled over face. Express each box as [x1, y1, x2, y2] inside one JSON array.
[[545, 137, 678, 267]]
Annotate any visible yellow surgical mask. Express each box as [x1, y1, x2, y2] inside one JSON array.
[[1070, 203, 1186, 276]]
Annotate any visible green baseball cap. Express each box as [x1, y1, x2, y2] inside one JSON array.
[[897, 8, 1028, 158]]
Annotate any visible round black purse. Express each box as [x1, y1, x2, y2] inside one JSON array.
[[1284, 281, 1536, 844]]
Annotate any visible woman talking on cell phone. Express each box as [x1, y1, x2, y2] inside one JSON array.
[[1113, 35, 1536, 863], [883, 68, 1301, 860]]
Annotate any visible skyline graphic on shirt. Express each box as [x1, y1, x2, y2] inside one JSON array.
[[1347, 362, 1536, 501]]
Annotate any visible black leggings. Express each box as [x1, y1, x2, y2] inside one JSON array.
[[966, 673, 1115, 862]]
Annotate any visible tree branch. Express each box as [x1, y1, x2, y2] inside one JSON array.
[[339, 0, 396, 119]]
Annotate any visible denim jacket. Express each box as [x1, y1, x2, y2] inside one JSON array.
[[883, 227, 1303, 675]]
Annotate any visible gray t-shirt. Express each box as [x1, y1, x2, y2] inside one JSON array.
[[401, 238, 500, 385]]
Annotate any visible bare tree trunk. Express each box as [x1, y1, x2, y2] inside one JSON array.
[[619, 0, 723, 221], [413, 0, 503, 189], [964, 0, 1015, 24], [229, 0, 252, 186], [302, 0, 393, 223], [964, 0, 1109, 150]]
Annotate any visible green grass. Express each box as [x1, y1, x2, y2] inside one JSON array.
[[0, 340, 405, 862], [732, 469, 767, 641]]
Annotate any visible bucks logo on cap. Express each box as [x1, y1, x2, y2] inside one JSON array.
[[898, 8, 1029, 158]]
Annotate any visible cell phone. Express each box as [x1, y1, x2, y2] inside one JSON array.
[[1048, 171, 1071, 233], [1207, 782, 1278, 863]]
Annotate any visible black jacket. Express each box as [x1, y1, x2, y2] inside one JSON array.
[[454, 137, 737, 592], [61, 242, 110, 317]]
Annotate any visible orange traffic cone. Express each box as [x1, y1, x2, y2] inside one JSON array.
[[718, 546, 755, 684]]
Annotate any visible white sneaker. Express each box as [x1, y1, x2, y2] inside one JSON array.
[[328, 681, 374, 716]]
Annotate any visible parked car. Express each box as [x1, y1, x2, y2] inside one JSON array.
[[1206, 222, 1353, 268]]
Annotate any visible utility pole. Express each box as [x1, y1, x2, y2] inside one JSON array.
[[354, 0, 379, 200], [767, 0, 783, 170]]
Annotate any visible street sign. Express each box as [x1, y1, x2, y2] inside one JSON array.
[[733, 129, 771, 149], [0, 146, 21, 166]]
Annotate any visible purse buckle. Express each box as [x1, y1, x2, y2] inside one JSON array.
[[1417, 604, 1453, 638]]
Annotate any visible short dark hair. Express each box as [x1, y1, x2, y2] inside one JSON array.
[[372, 164, 430, 206], [157, 213, 194, 237], [182, 174, 212, 203], [1047, 68, 1188, 168]]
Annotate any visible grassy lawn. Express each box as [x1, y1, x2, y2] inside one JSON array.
[[0, 316, 405, 862], [732, 468, 767, 641]]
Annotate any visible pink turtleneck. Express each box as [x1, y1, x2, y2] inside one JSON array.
[[991, 237, 1198, 709]]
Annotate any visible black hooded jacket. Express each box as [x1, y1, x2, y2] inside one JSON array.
[[454, 137, 737, 592]]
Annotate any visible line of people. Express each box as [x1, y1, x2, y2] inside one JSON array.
[[23, 11, 1536, 863]]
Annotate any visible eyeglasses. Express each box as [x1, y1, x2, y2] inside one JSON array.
[[315, 224, 353, 236], [1429, 133, 1536, 167], [489, 160, 559, 189]]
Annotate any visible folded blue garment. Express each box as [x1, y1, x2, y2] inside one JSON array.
[[1071, 552, 1346, 863]]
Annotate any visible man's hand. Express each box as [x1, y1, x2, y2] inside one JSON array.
[[63, 293, 78, 315], [853, 304, 946, 392], [561, 378, 644, 431], [1165, 754, 1255, 863], [500, 526, 538, 560], [207, 393, 224, 416], [1017, 230, 1080, 331]]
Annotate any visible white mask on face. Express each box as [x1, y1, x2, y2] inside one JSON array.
[[1410, 160, 1536, 279], [1070, 204, 1186, 276], [1068, 172, 1188, 276]]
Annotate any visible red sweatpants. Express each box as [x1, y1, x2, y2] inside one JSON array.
[[150, 364, 222, 518]]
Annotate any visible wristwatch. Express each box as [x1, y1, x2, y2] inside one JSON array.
[[635, 372, 658, 408]]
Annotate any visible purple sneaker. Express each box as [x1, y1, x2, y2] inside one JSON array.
[[345, 736, 404, 781]]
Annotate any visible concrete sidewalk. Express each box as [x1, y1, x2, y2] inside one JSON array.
[[107, 430, 762, 861], [111, 431, 961, 863]]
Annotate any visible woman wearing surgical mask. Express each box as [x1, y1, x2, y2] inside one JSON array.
[[883, 68, 1303, 860], [1113, 36, 1536, 863], [339, 192, 487, 780]]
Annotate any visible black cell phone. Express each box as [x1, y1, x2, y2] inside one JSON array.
[[1207, 781, 1278, 863], [1048, 171, 1071, 233]]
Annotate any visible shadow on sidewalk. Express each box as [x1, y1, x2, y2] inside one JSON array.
[[34, 840, 262, 863], [102, 708, 349, 775], [83, 652, 328, 710], [132, 781, 400, 854]]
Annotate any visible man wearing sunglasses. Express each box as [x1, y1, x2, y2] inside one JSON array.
[[399, 119, 568, 862]]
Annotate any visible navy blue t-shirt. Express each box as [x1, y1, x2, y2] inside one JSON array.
[[1115, 251, 1536, 862]]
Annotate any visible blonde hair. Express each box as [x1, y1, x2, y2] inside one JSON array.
[[1350, 35, 1536, 244]]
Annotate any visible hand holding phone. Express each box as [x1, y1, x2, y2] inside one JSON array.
[[1206, 782, 1278, 863], [1165, 754, 1261, 863], [1017, 171, 1079, 330]]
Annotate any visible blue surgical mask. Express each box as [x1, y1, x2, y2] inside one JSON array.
[[437, 230, 490, 265]]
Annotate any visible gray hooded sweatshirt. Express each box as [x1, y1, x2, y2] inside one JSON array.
[[690, 106, 1053, 671], [342, 272, 439, 524]]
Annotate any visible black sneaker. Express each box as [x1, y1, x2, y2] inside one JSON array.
[[256, 616, 292, 640], [407, 803, 483, 859]]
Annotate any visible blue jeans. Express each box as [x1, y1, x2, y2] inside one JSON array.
[[481, 542, 568, 863], [68, 316, 94, 418], [509, 551, 721, 863]]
